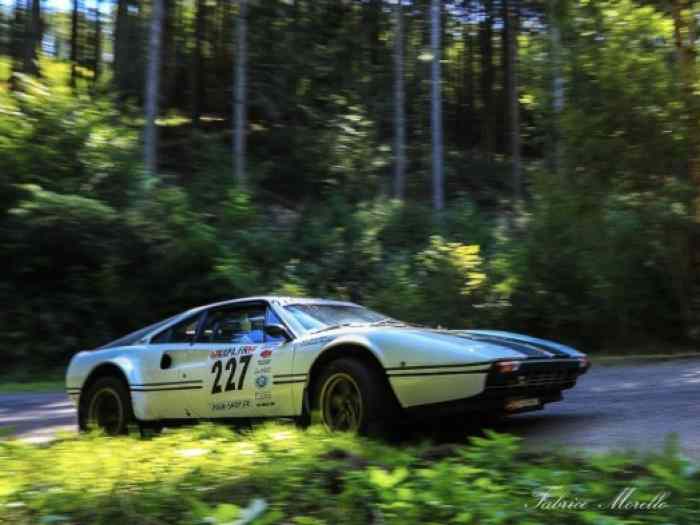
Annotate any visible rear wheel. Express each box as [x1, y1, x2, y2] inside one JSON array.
[[79, 377, 133, 435], [312, 357, 397, 434]]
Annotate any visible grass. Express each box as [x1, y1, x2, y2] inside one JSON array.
[[0, 423, 698, 524]]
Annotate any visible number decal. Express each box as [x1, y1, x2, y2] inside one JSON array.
[[224, 358, 237, 392], [238, 354, 252, 390], [211, 354, 253, 394], [211, 360, 223, 394]]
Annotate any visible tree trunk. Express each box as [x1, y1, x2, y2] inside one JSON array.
[[113, 0, 128, 96], [672, 0, 700, 219], [9, 0, 23, 88], [506, 0, 521, 201], [671, 0, 700, 340], [161, 0, 176, 111], [393, 0, 406, 200], [462, 17, 474, 152], [144, 0, 164, 177], [93, 0, 101, 89], [549, 0, 565, 177], [192, 0, 206, 128], [479, 0, 494, 160], [233, 0, 247, 187], [23, 0, 41, 75], [430, 0, 444, 211], [70, 0, 79, 89], [501, 0, 510, 149]]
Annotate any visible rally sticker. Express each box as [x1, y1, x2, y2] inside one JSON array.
[[211, 400, 251, 411], [210, 346, 256, 359]]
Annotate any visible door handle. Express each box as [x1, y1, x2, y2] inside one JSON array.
[[160, 353, 173, 370]]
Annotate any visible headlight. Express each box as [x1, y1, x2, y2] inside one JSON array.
[[494, 360, 522, 373]]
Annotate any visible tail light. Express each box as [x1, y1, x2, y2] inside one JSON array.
[[578, 356, 590, 369]]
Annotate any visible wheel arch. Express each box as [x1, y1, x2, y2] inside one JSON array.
[[81, 362, 130, 396], [77, 361, 134, 430], [305, 342, 400, 412]]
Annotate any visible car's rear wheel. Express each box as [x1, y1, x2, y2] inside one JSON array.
[[79, 376, 133, 435], [313, 357, 397, 434]]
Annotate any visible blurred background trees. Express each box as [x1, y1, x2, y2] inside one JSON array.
[[0, 0, 698, 366]]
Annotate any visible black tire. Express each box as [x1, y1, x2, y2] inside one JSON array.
[[311, 357, 398, 435], [78, 376, 133, 435]]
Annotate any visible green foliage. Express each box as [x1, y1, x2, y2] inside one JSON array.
[[509, 172, 692, 345], [1, 0, 698, 366], [0, 423, 697, 524], [0, 75, 141, 209]]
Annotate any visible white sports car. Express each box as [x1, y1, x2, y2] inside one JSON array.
[[66, 296, 590, 434]]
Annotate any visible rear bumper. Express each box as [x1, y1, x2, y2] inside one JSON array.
[[405, 358, 588, 418]]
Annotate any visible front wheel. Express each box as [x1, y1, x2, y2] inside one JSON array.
[[313, 358, 397, 434], [78, 376, 133, 435]]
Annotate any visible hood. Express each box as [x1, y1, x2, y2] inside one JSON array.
[[456, 329, 584, 359], [358, 325, 585, 365]]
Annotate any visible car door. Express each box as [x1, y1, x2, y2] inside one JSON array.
[[142, 312, 209, 419], [197, 302, 292, 418]]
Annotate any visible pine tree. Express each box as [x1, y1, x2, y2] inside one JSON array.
[[430, 0, 444, 211], [144, 0, 165, 177], [233, 0, 247, 186], [393, 0, 406, 200]]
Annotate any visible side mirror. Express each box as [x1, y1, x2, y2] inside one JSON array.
[[263, 323, 292, 342]]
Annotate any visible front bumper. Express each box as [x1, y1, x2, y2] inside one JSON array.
[[406, 358, 589, 418]]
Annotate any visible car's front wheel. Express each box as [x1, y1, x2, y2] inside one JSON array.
[[78, 376, 133, 435], [313, 357, 396, 434]]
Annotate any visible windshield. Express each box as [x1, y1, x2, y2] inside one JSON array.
[[284, 304, 388, 332]]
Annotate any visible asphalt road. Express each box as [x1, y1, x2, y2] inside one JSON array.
[[1, 357, 699, 456]]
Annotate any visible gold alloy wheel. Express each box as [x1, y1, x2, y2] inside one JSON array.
[[87, 387, 125, 435], [320, 372, 364, 432]]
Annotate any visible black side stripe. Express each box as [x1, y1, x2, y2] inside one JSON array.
[[388, 370, 488, 378], [273, 374, 307, 378], [130, 380, 203, 387], [131, 386, 203, 392], [385, 363, 491, 371], [273, 379, 306, 385]]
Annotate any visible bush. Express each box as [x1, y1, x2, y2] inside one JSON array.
[[508, 173, 693, 347], [0, 424, 697, 524]]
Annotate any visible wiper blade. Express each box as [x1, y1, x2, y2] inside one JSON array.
[[369, 318, 408, 327], [370, 318, 425, 328], [309, 322, 363, 335]]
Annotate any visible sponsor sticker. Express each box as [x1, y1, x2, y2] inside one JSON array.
[[297, 335, 335, 348], [255, 366, 271, 375], [255, 375, 269, 389], [211, 399, 251, 411], [255, 391, 272, 400], [257, 358, 271, 366], [260, 349, 273, 358], [210, 345, 256, 360]]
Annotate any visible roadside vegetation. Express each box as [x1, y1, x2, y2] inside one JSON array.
[[0, 369, 65, 394], [1, 67, 695, 371], [0, 423, 697, 525], [2, 0, 699, 372]]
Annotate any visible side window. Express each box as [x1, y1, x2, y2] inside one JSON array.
[[198, 305, 266, 344], [151, 314, 201, 344]]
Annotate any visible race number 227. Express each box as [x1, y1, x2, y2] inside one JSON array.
[[211, 355, 252, 394]]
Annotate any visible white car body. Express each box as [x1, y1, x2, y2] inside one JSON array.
[[66, 296, 590, 424]]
